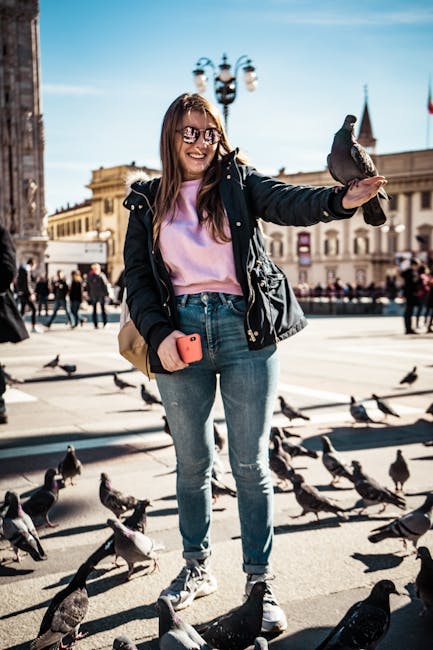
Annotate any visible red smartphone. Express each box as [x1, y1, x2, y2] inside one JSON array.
[[176, 333, 203, 363]]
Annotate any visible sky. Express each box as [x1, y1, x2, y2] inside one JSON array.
[[39, 0, 433, 214]]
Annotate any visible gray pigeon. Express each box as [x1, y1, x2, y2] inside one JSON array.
[[22, 468, 61, 527], [399, 366, 418, 386], [269, 434, 294, 488], [371, 393, 400, 419], [99, 472, 138, 518], [140, 382, 162, 406], [368, 492, 433, 550], [3, 491, 46, 562], [327, 114, 387, 226], [315, 580, 398, 649], [350, 396, 376, 425], [415, 546, 433, 615], [213, 421, 226, 451], [58, 444, 82, 485], [290, 473, 349, 522], [112, 635, 138, 649], [278, 395, 310, 421], [211, 467, 237, 503], [201, 581, 267, 650], [114, 372, 135, 389], [320, 435, 354, 485], [388, 449, 410, 492], [59, 363, 77, 376], [352, 460, 405, 514], [43, 354, 60, 368], [158, 595, 211, 649], [107, 517, 164, 579], [271, 428, 318, 459]]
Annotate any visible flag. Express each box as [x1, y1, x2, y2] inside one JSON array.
[[428, 82, 433, 115]]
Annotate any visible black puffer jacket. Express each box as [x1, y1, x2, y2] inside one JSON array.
[[123, 151, 354, 373]]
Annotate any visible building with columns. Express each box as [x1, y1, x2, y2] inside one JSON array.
[[0, 0, 47, 266]]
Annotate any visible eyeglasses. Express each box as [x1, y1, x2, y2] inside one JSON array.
[[176, 125, 221, 145]]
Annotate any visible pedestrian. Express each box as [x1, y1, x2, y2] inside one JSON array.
[[35, 273, 50, 316], [86, 263, 109, 328], [400, 258, 420, 334], [414, 265, 430, 329], [123, 92, 386, 634], [69, 270, 85, 328], [16, 257, 38, 332], [0, 225, 29, 424], [425, 270, 433, 333], [45, 269, 73, 329]]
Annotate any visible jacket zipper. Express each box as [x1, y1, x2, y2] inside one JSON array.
[[245, 268, 256, 342]]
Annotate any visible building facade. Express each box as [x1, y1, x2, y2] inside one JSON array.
[[0, 0, 47, 265]]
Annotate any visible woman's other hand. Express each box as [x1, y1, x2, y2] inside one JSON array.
[[157, 330, 189, 372], [342, 176, 387, 209]]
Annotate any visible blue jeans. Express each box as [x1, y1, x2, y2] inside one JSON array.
[[156, 292, 279, 574], [47, 299, 73, 326]]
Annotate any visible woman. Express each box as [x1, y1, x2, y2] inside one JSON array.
[[123, 93, 386, 634], [70, 270, 85, 328]]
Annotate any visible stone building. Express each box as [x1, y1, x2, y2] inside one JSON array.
[[0, 0, 47, 265]]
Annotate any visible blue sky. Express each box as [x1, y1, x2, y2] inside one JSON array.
[[40, 0, 433, 213]]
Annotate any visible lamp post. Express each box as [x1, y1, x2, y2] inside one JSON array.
[[192, 53, 258, 130]]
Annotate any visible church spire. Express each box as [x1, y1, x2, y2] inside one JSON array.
[[357, 85, 377, 153]]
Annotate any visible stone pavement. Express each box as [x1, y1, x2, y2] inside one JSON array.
[[0, 313, 432, 648]]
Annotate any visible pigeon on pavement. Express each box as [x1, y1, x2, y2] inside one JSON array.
[[158, 595, 211, 649], [350, 396, 376, 424], [3, 491, 46, 562], [140, 382, 162, 406], [368, 492, 433, 550], [388, 449, 410, 492], [107, 517, 164, 579], [22, 468, 61, 527], [270, 426, 302, 440], [213, 422, 226, 452], [371, 393, 400, 419], [290, 473, 349, 522], [271, 428, 318, 459], [99, 473, 138, 518], [269, 434, 294, 488], [201, 581, 267, 650], [399, 366, 418, 386], [278, 396, 310, 421], [31, 561, 92, 650], [43, 354, 60, 369], [58, 444, 82, 485], [320, 435, 354, 485], [59, 363, 77, 376], [415, 546, 433, 616], [211, 467, 237, 503], [327, 114, 387, 227], [113, 372, 136, 389], [315, 580, 399, 649], [352, 460, 405, 514], [112, 635, 138, 649]]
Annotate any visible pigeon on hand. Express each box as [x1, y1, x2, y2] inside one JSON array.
[[278, 395, 310, 421], [368, 492, 433, 551], [58, 444, 82, 485], [201, 581, 267, 650], [3, 491, 46, 562], [112, 635, 138, 649], [269, 434, 295, 489], [371, 393, 400, 419], [59, 363, 77, 376], [211, 467, 237, 503], [113, 372, 136, 389], [140, 382, 162, 406], [272, 428, 318, 459], [350, 396, 376, 425], [320, 435, 354, 485], [213, 422, 226, 452], [327, 114, 388, 227], [99, 473, 138, 518], [31, 561, 92, 650], [158, 595, 211, 649], [107, 517, 164, 579], [290, 473, 349, 522], [415, 546, 433, 616], [352, 460, 405, 514], [399, 366, 418, 386], [22, 468, 60, 527], [388, 449, 410, 492], [315, 580, 399, 649], [43, 354, 60, 369]]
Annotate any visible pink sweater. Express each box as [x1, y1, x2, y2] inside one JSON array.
[[159, 179, 242, 297]]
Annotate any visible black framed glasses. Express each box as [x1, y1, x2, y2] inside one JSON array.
[[176, 125, 221, 145]]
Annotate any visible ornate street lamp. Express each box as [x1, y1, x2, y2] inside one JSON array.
[[192, 53, 258, 130]]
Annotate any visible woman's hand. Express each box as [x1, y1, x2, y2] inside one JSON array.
[[342, 176, 387, 210], [157, 330, 189, 373]]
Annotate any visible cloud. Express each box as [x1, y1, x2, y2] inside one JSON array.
[[42, 84, 102, 96]]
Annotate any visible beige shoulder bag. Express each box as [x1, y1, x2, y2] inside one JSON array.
[[118, 291, 155, 379]]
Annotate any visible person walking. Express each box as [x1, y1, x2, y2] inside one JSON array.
[[86, 263, 109, 328], [400, 258, 421, 334], [123, 93, 386, 634], [45, 269, 73, 329], [0, 225, 29, 424], [35, 273, 50, 317], [69, 270, 85, 328], [16, 257, 38, 332]]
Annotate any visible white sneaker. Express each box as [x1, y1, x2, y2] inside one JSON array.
[[159, 558, 217, 611], [245, 573, 287, 634]]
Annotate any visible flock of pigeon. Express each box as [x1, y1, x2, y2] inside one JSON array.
[[2, 349, 433, 648]]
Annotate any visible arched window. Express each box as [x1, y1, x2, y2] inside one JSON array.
[[324, 230, 339, 256], [353, 229, 369, 255], [269, 232, 284, 258]]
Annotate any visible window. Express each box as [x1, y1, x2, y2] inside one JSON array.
[[324, 232, 339, 256], [104, 198, 114, 214], [269, 233, 284, 258], [354, 231, 369, 255], [77, 220, 82, 234], [85, 217, 89, 232], [421, 191, 431, 209], [389, 193, 398, 211]]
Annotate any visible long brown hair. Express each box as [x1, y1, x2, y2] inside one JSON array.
[[153, 93, 243, 244]]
